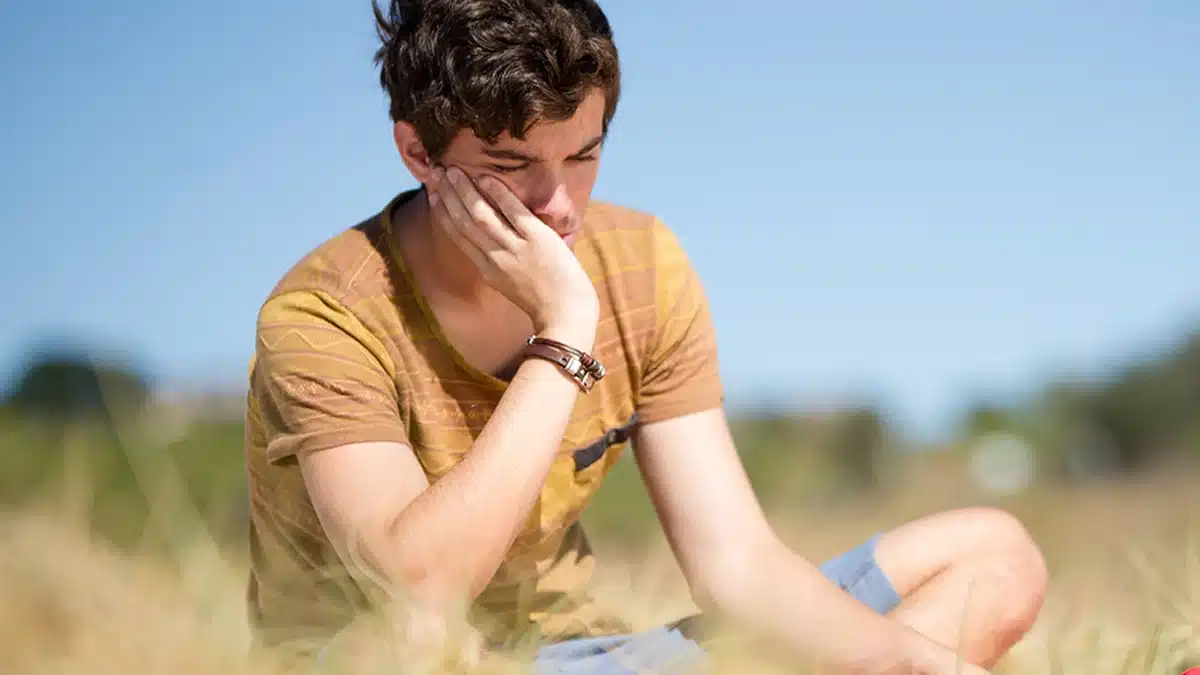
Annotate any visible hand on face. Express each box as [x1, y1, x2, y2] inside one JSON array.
[[426, 166, 598, 333]]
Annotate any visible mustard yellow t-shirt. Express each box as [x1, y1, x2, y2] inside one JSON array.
[[243, 189, 723, 659]]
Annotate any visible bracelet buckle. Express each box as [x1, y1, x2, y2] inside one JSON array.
[[523, 336, 606, 392]]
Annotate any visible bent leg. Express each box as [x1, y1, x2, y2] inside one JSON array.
[[873, 507, 1049, 668]]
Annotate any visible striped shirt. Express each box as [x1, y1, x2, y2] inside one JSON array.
[[243, 188, 724, 659]]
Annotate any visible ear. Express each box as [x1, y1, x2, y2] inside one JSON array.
[[393, 122, 437, 184]]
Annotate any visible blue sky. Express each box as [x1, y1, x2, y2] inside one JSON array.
[[2, 1, 1197, 441]]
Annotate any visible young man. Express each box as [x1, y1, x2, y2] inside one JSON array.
[[243, 1, 1048, 672]]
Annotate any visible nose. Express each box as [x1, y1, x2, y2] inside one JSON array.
[[527, 177, 573, 229]]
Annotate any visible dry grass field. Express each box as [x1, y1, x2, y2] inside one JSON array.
[[1, 429, 1197, 675]]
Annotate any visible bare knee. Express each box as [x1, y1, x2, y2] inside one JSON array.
[[957, 508, 1048, 638]]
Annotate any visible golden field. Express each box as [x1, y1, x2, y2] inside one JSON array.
[[1, 418, 1197, 675]]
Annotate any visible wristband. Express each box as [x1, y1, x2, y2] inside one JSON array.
[[523, 335, 606, 392]]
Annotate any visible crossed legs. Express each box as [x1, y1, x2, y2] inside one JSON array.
[[672, 506, 1048, 671]]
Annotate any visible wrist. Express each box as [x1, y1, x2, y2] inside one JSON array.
[[535, 301, 600, 346]]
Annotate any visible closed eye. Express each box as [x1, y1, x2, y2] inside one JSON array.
[[489, 153, 597, 174]]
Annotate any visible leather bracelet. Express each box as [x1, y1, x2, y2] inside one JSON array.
[[526, 336, 607, 379], [523, 336, 605, 392]]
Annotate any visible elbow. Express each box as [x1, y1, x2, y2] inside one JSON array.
[[344, 523, 461, 608], [381, 544, 472, 608], [361, 547, 471, 611], [392, 556, 438, 599]]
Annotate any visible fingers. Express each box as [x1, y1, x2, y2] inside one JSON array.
[[429, 169, 496, 254], [427, 188, 493, 273], [474, 175, 543, 239], [435, 167, 522, 250]]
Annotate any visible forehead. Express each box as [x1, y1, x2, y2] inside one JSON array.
[[452, 89, 607, 159]]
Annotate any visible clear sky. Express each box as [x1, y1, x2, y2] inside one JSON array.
[[2, 1, 1197, 441]]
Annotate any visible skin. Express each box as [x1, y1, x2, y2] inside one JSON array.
[[300, 87, 1048, 674]]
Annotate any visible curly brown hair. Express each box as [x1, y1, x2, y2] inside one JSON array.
[[372, 0, 622, 160]]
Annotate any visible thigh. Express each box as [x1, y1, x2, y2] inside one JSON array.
[[872, 506, 1038, 598]]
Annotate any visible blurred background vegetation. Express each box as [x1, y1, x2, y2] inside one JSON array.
[[2, 322, 1197, 559]]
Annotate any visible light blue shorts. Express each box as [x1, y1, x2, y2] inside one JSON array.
[[533, 534, 902, 674]]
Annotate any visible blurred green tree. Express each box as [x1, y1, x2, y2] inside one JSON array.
[[829, 407, 888, 493], [2, 350, 150, 425], [961, 402, 1020, 440], [1022, 327, 1200, 479]]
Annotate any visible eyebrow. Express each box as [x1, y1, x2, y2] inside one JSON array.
[[482, 134, 605, 163]]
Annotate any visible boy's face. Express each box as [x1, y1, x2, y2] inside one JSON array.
[[420, 89, 608, 247]]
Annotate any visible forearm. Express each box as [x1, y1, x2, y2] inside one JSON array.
[[704, 540, 952, 673], [373, 314, 598, 608]]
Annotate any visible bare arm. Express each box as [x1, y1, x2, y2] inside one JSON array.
[[297, 329, 594, 675], [300, 313, 596, 610], [634, 408, 985, 674]]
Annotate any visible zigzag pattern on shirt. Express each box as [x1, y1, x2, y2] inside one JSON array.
[[257, 328, 356, 352]]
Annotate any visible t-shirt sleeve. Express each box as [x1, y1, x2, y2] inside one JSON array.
[[250, 289, 410, 464], [635, 219, 725, 424]]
